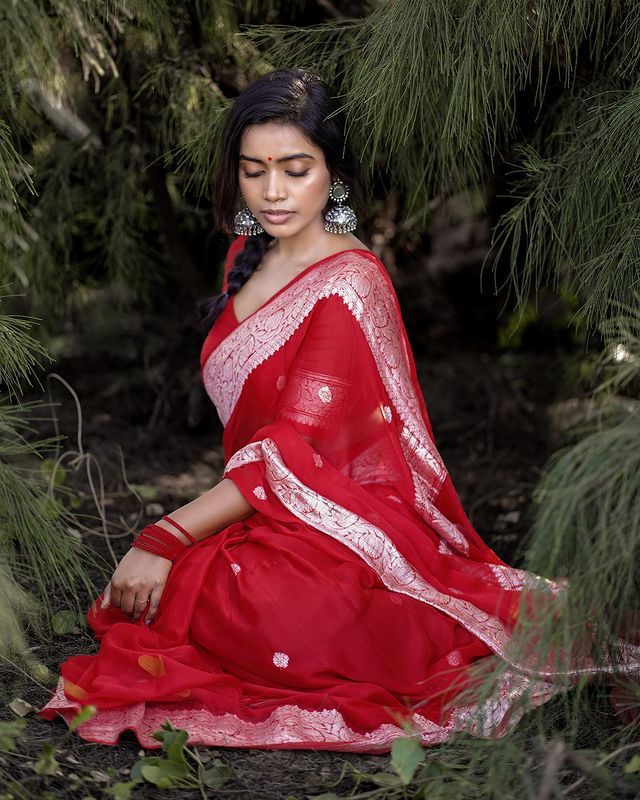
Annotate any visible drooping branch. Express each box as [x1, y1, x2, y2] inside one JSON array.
[[19, 78, 102, 149]]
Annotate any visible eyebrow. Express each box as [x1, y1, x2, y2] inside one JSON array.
[[238, 152, 315, 164]]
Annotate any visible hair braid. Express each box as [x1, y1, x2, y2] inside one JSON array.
[[226, 232, 273, 297], [199, 232, 274, 330]]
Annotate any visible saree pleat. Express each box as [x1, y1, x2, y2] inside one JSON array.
[[37, 236, 640, 751]]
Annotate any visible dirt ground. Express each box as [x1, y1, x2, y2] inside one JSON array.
[[0, 266, 573, 798]]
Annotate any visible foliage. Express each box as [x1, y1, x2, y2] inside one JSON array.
[[526, 406, 640, 637], [0, 311, 48, 397], [423, 287, 640, 796], [0, 711, 234, 798], [123, 720, 232, 792], [1, 710, 639, 798], [490, 80, 640, 333], [0, 0, 310, 316], [0, 295, 104, 673], [518, 290, 640, 662], [2, 1, 637, 328], [241, 2, 639, 336]]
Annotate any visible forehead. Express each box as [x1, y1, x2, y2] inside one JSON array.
[[239, 122, 321, 158]]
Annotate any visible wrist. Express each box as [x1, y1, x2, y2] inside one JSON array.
[[130, 546, 172, 563], [131, 516, 198, 561]]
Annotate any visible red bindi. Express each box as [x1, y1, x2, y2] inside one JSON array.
[[267, 157, 272, 161]]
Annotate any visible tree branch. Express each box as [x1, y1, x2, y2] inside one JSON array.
[[19, 79, 102, 150]]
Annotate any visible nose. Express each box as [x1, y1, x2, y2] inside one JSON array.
[[263, 171, 287, 201]]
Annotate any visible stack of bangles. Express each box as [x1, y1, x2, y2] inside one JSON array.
[[132, 515, 198, 561]]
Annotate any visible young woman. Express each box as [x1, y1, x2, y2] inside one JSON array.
[[37, 69, 639, 751]]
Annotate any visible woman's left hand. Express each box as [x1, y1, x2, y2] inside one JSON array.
[[100, 547, 173, 624]]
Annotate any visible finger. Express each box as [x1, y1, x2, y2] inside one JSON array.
[[132, 593, 150, 621], [101, 583, 111, 608], [110, 587, 123, 609], [145, 585, 164, 625], [121, 589, 137, 616]]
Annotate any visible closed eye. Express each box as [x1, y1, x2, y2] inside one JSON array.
[[244, 171, 309, 178]]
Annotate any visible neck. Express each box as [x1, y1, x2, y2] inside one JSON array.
[[268, 217, 348, 268]]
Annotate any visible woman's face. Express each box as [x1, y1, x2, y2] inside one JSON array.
[[237, 121, 332, 238]]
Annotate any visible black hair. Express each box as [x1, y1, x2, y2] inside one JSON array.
[[200, 68, 360, 330]]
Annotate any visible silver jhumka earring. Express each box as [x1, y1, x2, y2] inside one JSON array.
[[323, 178, 357, 233], [233, 193, 265, 236]]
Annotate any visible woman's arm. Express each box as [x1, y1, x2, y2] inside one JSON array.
[[152, 476, 255, 544], [102, 476, 254, 623]]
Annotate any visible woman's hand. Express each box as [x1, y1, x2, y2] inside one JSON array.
[[100, 548, 172, 624]]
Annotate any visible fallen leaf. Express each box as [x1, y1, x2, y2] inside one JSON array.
[[63, 678, 88, 700], [8, 698, 36, 717], [52, 610, 78, 635], [625, 754, 640, 774], [90, 769, 112, 783], [138, 654, 167, 677]]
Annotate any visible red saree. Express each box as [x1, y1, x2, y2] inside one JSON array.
[[37, 237, 640, 751]]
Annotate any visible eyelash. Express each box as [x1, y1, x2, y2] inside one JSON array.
[[244, 171, 309, 179]]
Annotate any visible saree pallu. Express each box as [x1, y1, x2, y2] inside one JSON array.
[[37, 239, 640, 751]]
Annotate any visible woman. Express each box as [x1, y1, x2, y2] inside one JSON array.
[[37, 69, 639, 751]]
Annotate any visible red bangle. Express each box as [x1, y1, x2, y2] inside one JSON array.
[[132, 523, 191, 561], [162, 515, 198, 546]]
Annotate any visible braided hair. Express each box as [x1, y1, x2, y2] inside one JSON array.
[[200, 68, 359, 330], [200, 233, 274, 329]]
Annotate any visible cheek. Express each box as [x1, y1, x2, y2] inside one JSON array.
[[301, 173, 331, 207]]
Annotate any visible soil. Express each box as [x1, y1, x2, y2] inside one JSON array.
[[0, 262, 572, 799]]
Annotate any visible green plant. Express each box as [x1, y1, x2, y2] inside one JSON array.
[[106, 720, 231, 796]]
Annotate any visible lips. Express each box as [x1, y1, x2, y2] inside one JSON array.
[[263, 211, 295, 224]]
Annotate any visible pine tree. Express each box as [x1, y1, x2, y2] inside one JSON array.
[[0, 294, 99, 667]]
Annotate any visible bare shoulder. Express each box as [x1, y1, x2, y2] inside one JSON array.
[[317, 232, 372, 255], [342, 233, 372, 252]]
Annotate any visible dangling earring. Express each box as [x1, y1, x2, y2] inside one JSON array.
[[323, 178, 357, 233], [234, 193, 264, 236]]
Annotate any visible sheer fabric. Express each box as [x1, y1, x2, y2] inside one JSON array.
[[37, 237, 640, 751]]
